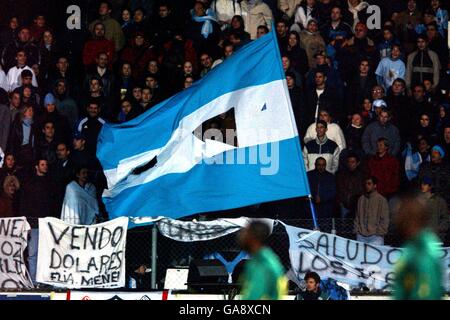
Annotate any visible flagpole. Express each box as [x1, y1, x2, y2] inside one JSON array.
[[308, 195, 319, 230]]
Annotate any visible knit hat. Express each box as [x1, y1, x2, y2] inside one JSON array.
[[44, 93, 56, 106], [431, 145, 445, 158]]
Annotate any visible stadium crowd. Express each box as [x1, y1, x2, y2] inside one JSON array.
[[0, 0, 449, 251]]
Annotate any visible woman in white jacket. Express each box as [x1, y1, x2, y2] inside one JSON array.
[[210, 0, 242, 29], [293, 0, 317, 31], [241, 0, 273, 40]]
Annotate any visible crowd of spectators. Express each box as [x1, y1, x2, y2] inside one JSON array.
[[0, 0, 449, 252]]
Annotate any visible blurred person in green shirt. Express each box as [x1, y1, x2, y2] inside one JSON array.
[[238, 220, 288, 300], [393, 194, 444, 300]]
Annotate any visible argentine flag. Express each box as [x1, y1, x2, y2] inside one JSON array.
[[97, 29, 311, 222]]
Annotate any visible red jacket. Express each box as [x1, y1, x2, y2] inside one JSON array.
[[367, 153, 400, 196], [120, 44, 160, 80], [82, 39, 115, 68]]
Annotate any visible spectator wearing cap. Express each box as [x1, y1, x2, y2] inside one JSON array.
[[303, 120, 340, 174], [1, 26, 40, 71], [362, 109, 401, 156], [37, 93, 72, 146], [305, 50, 344, 98], [371, 98, 387, 120], [367, 137, 400, 198], [418, 145, 450, 208], [299, 19, 326, 69], [71, 131, 100, 172], [88, 1, 126, 52], [418, 176, 449, 241], [405, 34, 441, 91], [375, 45, 405, 92], [344, 58, 377, 117], [304, 109, 346, 152], [5, 50, 38, 92]]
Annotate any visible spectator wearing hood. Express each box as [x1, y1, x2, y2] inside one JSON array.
[[37, 93, 72, 146]]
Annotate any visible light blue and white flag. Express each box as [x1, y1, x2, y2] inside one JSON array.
[[97, 29, 310, 222]]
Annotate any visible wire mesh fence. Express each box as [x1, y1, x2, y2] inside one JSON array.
[[12, 217, 449, 293], [125, 218, 450, 292]]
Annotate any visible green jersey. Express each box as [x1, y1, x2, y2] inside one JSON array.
[[394, 230, 444, 300], [240, 247, 288, 300]]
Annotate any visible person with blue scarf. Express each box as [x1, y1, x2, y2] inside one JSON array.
[[187, 1, 221, 56]]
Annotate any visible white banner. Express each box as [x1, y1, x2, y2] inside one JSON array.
[[283, 224, 450, 291], [36, 217, 128, 289], [157, 217, 274, 242], [68, 291, 167, 300], [0, 217, 33, 289]]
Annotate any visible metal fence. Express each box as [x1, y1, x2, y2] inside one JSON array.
[[125, 218, 450, 292], [14, 217, 449, 293]]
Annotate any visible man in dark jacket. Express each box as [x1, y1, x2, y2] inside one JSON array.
[[306, 70, 343, 125], [336, 152, 366, 219], [286, 71, 307, 137], [19, 159, 57, 284], [1, 26, 40, 71], [344, 58, 377, 117], [307, 157, 337, 219], [362, 110, 401, 156], [75, 101, 105, 158]]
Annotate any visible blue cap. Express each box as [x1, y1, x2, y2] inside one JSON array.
[[44, 93, 56, 106], [73, 131, 86, 140], [422, 176, 433, 186]]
